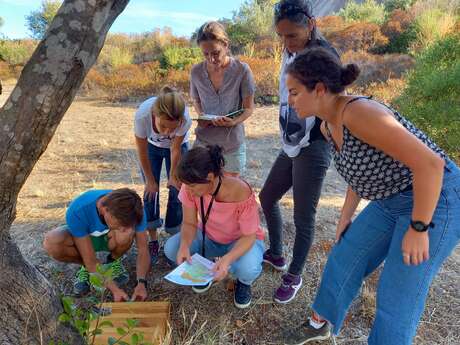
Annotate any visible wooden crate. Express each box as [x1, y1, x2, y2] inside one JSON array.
[[90, 301, 170, 345]]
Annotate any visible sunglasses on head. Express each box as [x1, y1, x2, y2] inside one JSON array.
[[274, 2, 313, 19]]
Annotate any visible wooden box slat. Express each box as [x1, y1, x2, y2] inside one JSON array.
[[90, 301, 170, 345]]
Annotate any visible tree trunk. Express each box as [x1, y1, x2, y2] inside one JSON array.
[[0, 1, 129, 343]]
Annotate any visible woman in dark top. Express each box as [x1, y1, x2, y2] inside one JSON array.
[[260, 0, 336, 304], [282, 47, 460, 345]]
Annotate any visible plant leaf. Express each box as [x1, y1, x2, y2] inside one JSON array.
[[126, 318, 139, 328], [116, 327, 127, 336], [58, 313, 71, 323], [99, 320, 114, 328]]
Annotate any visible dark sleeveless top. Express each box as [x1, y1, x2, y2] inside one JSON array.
[[325, 96, 446, 200]]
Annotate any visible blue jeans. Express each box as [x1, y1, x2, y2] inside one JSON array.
[[164, 231, 265, 285], [312, 159, 460, 345], [142, 143, 188, 235]]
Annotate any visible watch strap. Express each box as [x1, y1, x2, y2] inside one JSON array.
[[137, 278, 148, 287], [410, 220, 434, 232]]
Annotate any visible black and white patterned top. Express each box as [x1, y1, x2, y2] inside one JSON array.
[[326, 96, 446, 201]]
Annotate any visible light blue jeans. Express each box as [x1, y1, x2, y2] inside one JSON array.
[[312, 158, 460, 345], [164, 231, 264, 285]]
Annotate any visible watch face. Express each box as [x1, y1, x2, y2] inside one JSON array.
[[412, 221, 427, 231]]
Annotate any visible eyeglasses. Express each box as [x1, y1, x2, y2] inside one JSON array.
[[274, 2, 313, 20]]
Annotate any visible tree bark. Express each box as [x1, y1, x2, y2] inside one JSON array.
[[0, 1, 129, 343]]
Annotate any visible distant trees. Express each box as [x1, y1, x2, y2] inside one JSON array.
[[25, 0, 61, 39]]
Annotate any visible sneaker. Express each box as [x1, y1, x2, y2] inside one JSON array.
[[263, 249, 287, 271], [105, 257, 129, 286], [73, 266, 90, 296], [274, 273, 302, 304], [234, 280, 252, 309], [283, 320, 331, 345], [148, 240, 160, 265], [192, 281, 213, 294]]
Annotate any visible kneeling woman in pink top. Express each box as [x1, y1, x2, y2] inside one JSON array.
[[164, 145, 265, 308]]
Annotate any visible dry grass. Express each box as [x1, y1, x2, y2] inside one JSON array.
[[1, 80, 459, 344]]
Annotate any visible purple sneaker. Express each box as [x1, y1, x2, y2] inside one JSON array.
[[274, 273, 302, 304], [263, 249, 287, 271], [148, 240, 159, 265]]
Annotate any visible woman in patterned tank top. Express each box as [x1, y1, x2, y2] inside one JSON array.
[[281, 47, 460, 345]]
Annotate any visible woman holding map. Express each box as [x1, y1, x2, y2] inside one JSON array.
[[190, 21, 256, 176], [164, 145, 265, 309]]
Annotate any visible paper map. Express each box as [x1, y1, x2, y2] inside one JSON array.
[[164, 253, 214, 286]]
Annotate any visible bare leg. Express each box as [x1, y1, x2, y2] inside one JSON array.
[[43, 226, 83, 264]]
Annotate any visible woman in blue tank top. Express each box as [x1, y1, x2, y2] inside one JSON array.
[[282, 47, 460, 345]]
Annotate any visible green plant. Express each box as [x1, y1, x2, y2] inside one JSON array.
[[395, 33, 460, 162], [410, 8, 457, 52], [56, 264, 152, 345], [0, 39, 37, 65], [384, 0, 415, 13], [338, 0, 386, 25], [25, 0, 61, 39], [160, 46, 201, 70]]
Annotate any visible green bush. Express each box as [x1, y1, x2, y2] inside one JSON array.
[[0, 39, 36, 65], [338, 0, 386, 25], [160, 46, 201, 70], [394, 33, 460, 162], [384, 0, 415, 13], [98, 45, 134, 69], [410, 8, 457, 52]]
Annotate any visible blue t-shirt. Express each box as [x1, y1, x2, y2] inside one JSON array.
[[66, 190, 147, 238]]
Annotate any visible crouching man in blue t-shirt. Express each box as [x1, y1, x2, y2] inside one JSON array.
[[43, 188, 150, 302]]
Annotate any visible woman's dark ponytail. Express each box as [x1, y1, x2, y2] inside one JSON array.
[[208, 145, 225, 175], [340, 64, 360, 87]]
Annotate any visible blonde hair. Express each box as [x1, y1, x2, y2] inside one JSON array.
[[196, 21, 230, 47], [152, 86, 185, 121]]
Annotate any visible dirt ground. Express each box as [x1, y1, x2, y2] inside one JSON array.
[[1, 80, 459, 344]]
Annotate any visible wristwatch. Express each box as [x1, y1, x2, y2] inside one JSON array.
[[410, 220, 434, 232], [137, 278, 148, 288]]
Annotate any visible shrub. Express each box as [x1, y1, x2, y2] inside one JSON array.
[[352, 78, 407, 104], [98, 45, 134, 69], [239, 56, 280, 104], [0, 39, 36, 65], [328, 22, 389, 52], [380, 9, 417, 53], [83, 61, 165, 102], [317, 16, 348, 40], [338, 0, 386, 25], [394, 33, 460, 162], [342, 50, 414, 87], [160, 46, 202, 70], [384, 0, 415, 13], [165, 66, 191, 94], [410, 8, 457, 52]]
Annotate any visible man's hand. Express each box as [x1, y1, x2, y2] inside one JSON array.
[[131, 283, 148, 301], [212, 116, 235, 127], [212, 256, 231, 282], [176, 245, 191, 265]]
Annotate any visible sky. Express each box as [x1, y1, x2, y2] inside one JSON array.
[[0, 0, 247, 39]]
